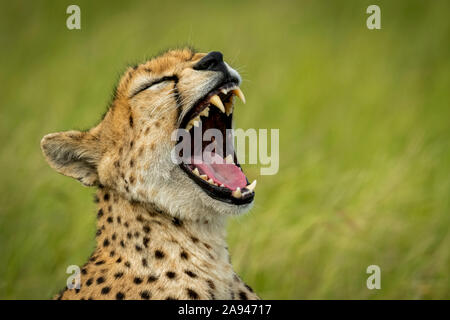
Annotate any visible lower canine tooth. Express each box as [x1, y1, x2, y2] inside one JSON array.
[[193, 168, 200, 176], [246, 180, 257, 192], [210, 95, 225, 113], [232, 187, 242, 198], [200, 174, 208, 180]]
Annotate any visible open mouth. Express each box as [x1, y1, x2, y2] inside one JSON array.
[[178, 81, 256, 205]]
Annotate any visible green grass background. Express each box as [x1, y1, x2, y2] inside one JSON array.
[[0, 0, 449, 299]]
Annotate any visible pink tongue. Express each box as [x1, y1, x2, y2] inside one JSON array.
[[193, 153, 247, 190]]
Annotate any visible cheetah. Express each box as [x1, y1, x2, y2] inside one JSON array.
[[41, 48, 259, 300]]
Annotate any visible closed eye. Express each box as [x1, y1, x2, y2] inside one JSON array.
[[131, 75, 178, 98]]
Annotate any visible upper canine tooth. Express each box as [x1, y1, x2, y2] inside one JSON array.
[[224, 154, 234, 164], [232, 187, 242, 198], [220, 88, 227, 94], [233, 88, 246, 104], [210, 95, 225, 113], [246, 180, 257, 192]]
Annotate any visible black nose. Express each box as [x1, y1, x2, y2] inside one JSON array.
[[193, 51, 225, 72]]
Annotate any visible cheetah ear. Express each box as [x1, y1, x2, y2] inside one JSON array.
[[40, 130, 102, 186]]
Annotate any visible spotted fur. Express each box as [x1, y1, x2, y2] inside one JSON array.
[[41, 48, 258, 300]]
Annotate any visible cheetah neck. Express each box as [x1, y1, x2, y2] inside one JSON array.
[[93, 187, 232, 274], [58, 187, 258, 300]]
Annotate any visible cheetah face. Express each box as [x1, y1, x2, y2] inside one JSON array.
[[41, 49, 254, 220]]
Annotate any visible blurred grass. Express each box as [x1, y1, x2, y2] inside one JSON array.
[[0, 0, 449, 299]]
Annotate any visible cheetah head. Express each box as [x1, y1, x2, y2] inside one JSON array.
[[41, 48, 255, 221]]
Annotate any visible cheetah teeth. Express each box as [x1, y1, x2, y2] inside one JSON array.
[[208, 87, 245, 115], [219, 86, 245, 104], [199, 107, 209, 117], [231, 181, 256, 198], [232, 187, 242, 198], [191, 167, 256, 196], [233, 88, 246, 104], [210, 95, 225, 113], [225, 96, 234, 116], [184, 87, 245, 129], [192, 169, 219, 186], [246, 180, 257, 192], [186, 115, 201, 131]]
